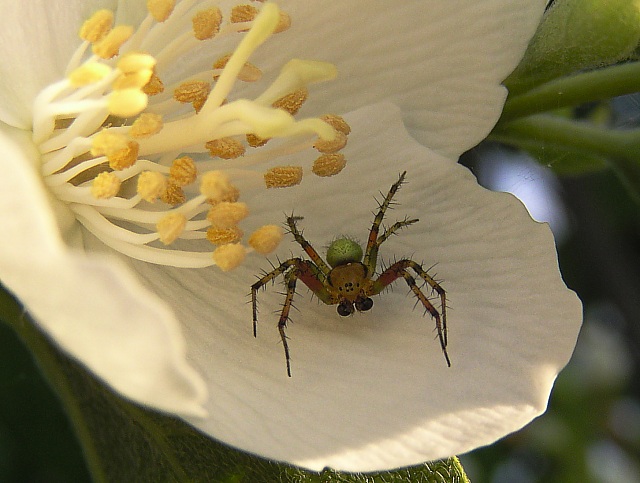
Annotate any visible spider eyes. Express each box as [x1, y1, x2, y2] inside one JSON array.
[[337, 297, 373, 316], [337, 302, 354, 316], [356, 297, 373, 312]]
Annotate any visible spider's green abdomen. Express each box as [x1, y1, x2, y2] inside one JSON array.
[[326, 238, 363, 268]]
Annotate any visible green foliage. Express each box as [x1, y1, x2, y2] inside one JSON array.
[[505, 0, 640, 94], [0, 286, 468, 483]]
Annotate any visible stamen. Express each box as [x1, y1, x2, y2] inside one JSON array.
[[312, 153, 347, 177], [249, 225, 283, 254], [107, 141, 140, 170], [91, 172, 122, 199], [130, 113, 163, 138], [207, 202, 249, 228], [157, 212, 187, 244], [205, 138, 245, 159], [137, 171, 167, 202], [273, 88, 308, 115], [207, 226, 244, 245], [93, 25, 134, 59], [192, 7, 223, 40], [321, 114, 351, 135], [34, 2, 348, 271], [264, 166, 303, 188], [314, 130, 347, 154], [147, 0, 175, 22], [170, 156, 198, 186], [79, 9, 114, 42], [212, 243, 246, 272]]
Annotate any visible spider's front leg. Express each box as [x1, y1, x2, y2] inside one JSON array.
[[370, 259, 450, 367], [251, 258, 334, 377]]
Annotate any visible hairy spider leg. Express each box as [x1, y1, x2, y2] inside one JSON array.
[[369, 259, 450, 367], [363, 171, 408, 275], [286, 216, 331, 281], [251, 258, 334, 376]]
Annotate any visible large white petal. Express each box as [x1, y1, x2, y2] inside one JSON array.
[[0, 0, 115, 129], [123, 102, 581, 471], [267, 0, 545, 158], [0, 124, 207, 417]]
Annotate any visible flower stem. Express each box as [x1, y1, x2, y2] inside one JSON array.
[[499, 62, 640, 123], [0, 287, 108, 483], [491, 114, 640, 203]]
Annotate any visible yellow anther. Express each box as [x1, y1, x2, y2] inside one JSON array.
[[206, 226, 244, 245], [199, 171, 236, 203], [108, 88, 148, 117], [314, 130, 347, 154], [161, 181, 186, 205], [272, 88, 308, 115], [170, 156, 198, 186], [117, 53, 157, 73], [249, 225, 283, 254], [91, 130, 129, 156], [192, 7, 223, 40], [231, 5, 258, 24], [320, 114, 351, 136], [129, 113, 163, 138], [91, 171, 121, 199], [312, 153, 347, 177], [157, 212, 187, 245], [108, 141, 140, 170], [213, 55, 262, 82], [205, 137, 245, 159], [264, 166, 303, 188], [92, 25, 134, 59], [246, 133, 269, 147], [212, 243, 246, 272], [147, 0, 175, 22], [68, 63, 112, 87], [79, 9, 114, 42], [113, 69, 154, 90], [212, 185, 240, 204], [137, 171, 167, 202], [274, 11, 291, 34], [143, 71, 165, 95], [173, 80, 211, 111], [207, 202, 249, 228]]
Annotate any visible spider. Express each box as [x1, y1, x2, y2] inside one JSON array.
[[251, 171, 449, 376]]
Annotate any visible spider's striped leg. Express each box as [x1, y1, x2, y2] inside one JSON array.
[[286, 216, 331, 280], [277, 268, 299, 377], [369, 259, 450, 367], [375, 216, 419, 247], [252, 258, 334, 377], [363, 171, 407, 275], [251, 258, 301, 338]]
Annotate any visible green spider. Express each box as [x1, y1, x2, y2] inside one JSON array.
[[251, 171, 449, 376]]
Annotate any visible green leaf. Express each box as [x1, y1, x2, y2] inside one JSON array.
[[0, 284, 469, 482], [506, 0, 640, 94]]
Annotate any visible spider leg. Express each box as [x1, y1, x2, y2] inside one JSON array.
[[286, 216, 331, 279], [277, 268, 299, 377], [251, 258, 301, 337], [369, 259, 450, 367], [251, 257, 335, 377], [375, 216, 419, 247], [363, 171, 407, 275]]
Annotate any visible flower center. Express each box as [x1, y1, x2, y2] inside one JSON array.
[[33, 1, 350, 271]]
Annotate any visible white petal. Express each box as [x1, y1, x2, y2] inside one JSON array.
[[268, 0, 545, 157], [125, 102, 581, 471], [0, 0, 115, 128], [0, 123, 207, 417]]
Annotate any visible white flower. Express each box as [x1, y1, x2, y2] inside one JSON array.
[[0, 0, 581, 473]]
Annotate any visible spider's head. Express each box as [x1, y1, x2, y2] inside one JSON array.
[[326, 237, 363, 268]]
